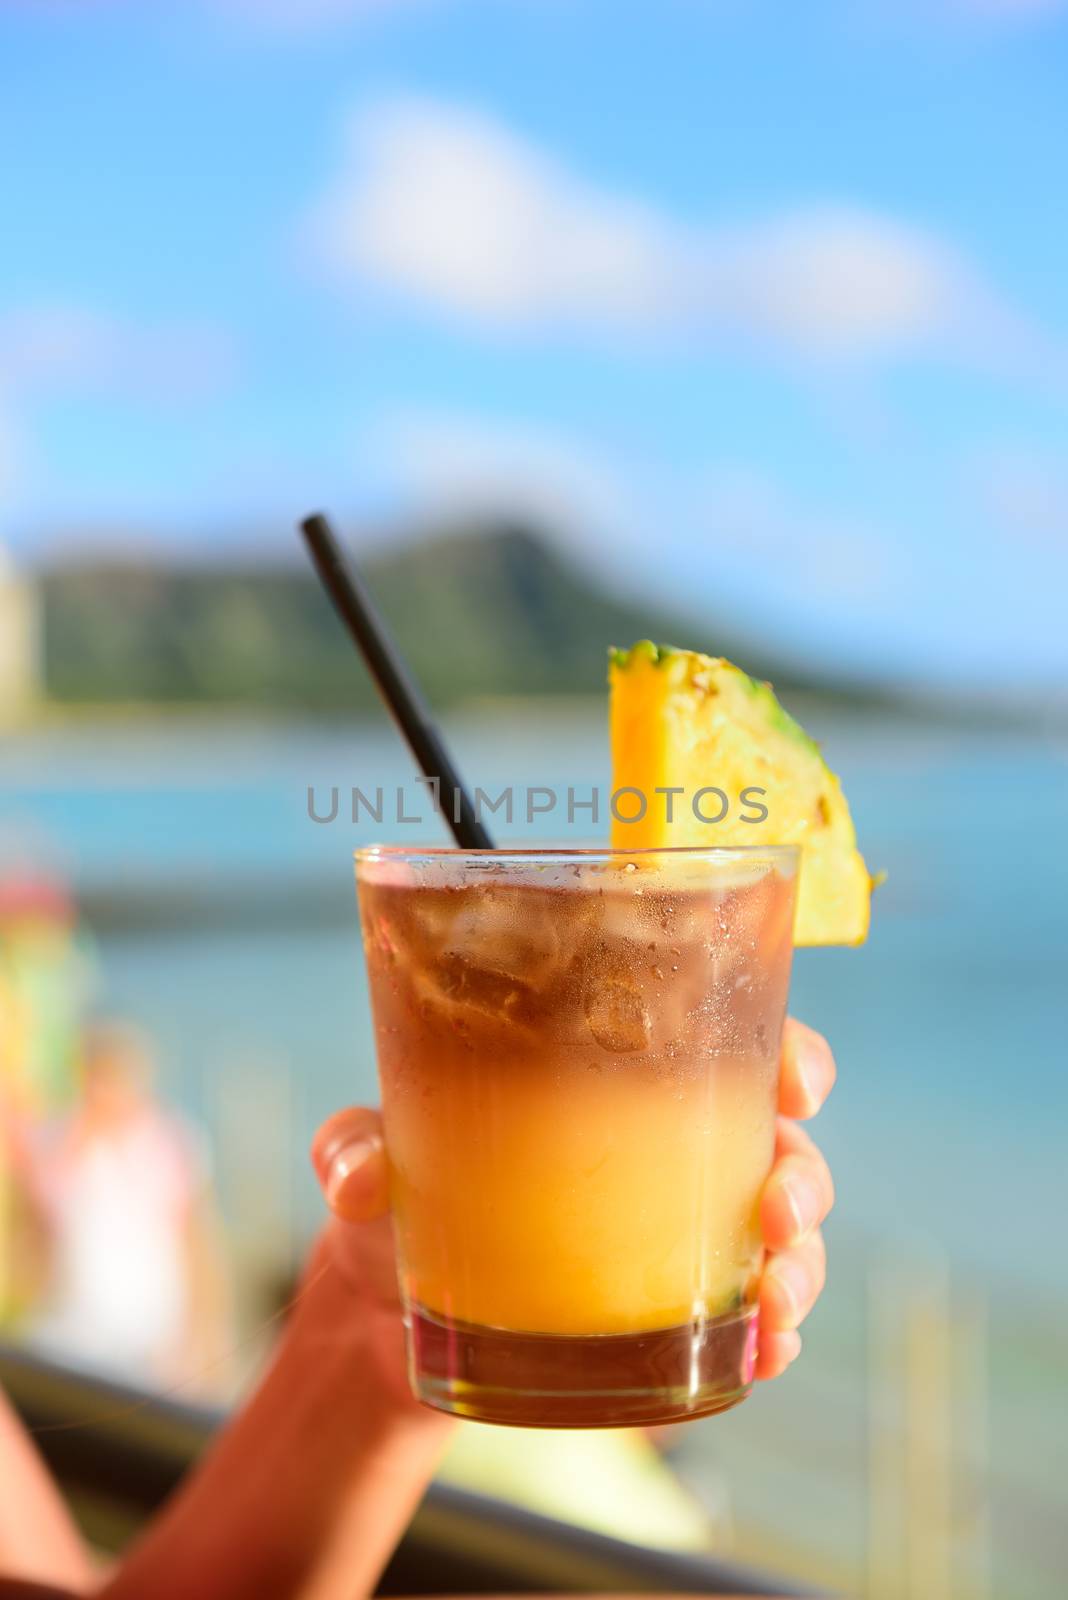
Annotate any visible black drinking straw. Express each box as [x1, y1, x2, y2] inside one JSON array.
[[299, 512, 495, 850]]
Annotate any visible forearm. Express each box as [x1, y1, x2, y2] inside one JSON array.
[[103, 1267, 450, 1600], [0, 1389, 93, 1594]]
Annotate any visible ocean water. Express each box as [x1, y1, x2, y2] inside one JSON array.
[[4, 703, 1067, 1595]]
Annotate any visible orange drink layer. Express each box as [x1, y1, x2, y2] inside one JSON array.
[[356, 847, 797, 1427]]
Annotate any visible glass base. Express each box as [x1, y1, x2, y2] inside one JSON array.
[[407, 1301, 758, 1428]]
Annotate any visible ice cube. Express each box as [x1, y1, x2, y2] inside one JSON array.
[[441, 886, 567, 989], [432, 950, 541, 1028], [583, 971, 652, 1054]]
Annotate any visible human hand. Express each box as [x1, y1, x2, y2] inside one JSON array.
[[309, 1017, 836, 1405], [754, 1018, 836, 1380], [307, 1109, 427, 1419]]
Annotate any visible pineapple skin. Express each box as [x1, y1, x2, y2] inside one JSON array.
[[609, 642, 873, 947]]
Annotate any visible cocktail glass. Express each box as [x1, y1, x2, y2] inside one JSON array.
[[355, 845, 797, 1428]]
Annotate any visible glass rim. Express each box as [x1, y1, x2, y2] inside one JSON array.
[[355, 842, 800, 866]]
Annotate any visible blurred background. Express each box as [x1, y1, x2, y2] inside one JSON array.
[[1, 3, 1066, 1597]]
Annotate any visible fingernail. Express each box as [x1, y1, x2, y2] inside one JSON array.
[[795, 1036, 830, 1109], [324, 1137, 375, 1207], [784, 1330, 803, 1366], [782, 1172, 822, 1240]]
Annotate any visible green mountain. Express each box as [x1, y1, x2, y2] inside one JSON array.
[[38, 522, 871, 710]]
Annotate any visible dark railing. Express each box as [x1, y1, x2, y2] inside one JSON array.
[[1, 1343, 820, 1597]]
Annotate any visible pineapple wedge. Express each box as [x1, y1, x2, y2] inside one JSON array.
[[609, 641, 873, 947]]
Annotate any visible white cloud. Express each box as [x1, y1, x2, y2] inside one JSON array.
[[367, 411, 636, 537], [0, 305, 238, 535], [972, 447, 1068, 550], [368, 405, 1068, 689], [312, 98, 680, 330], [696, 465, 899, 605], [699, 210, 976, 359], [308, 95, 1047, 366], [0, 306, 237, 401], [365, 407, 900, 610]]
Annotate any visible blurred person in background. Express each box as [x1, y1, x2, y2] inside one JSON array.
[[0, 874, 92, 1331], [0, 1019, 835, 1600], [15, 1020, 233, 1395]]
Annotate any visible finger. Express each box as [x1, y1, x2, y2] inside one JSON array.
[[759, 1228, 827, 1333], [326, 1211, 403, 1305], [778, 1019, 836, 1120], [761, 1143, 834, 1250], [774, 1114, 827, 1162], [310, 1107, 389, 1223], [755, 1328, 802, 1382]]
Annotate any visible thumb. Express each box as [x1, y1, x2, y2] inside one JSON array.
[[311, 1107, 389, 1223]]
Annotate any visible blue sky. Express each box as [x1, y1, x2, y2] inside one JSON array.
[[1, 0, 1066, 695]]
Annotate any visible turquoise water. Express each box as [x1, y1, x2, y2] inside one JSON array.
[[4, 704, 1067, 1595]]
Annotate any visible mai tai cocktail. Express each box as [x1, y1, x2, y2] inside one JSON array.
[[356, 844, 798, 1427], [352, 635, 873, 1427], [298, 505, 872, 1430]]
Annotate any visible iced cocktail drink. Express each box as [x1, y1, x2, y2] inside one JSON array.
[[356, 846, 797, 1427]]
